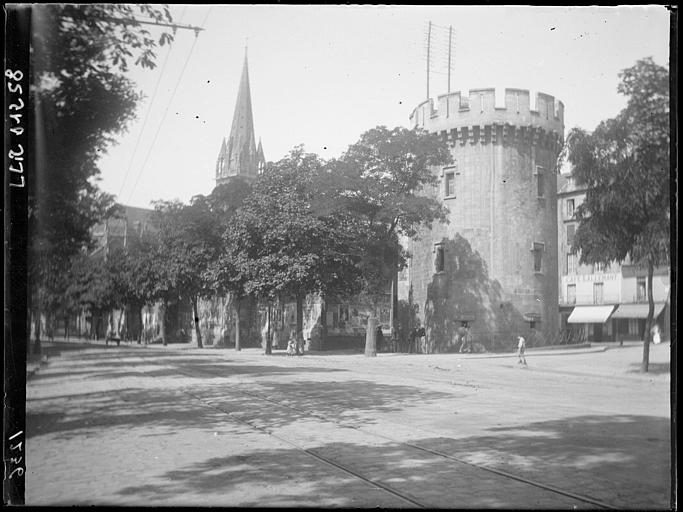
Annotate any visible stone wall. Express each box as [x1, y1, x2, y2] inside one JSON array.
[[403, 88, 564, 351]]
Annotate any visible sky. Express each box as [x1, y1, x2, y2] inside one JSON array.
[[95, 5, 672, 209]]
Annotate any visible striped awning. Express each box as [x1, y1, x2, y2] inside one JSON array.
[[567, 305, 616, 324], [611, 303, 666, 319]]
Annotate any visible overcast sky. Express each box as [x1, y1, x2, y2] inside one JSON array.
[[95, 5, 671, 209]]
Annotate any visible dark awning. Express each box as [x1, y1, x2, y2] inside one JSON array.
[[611, 303, 666, 319]]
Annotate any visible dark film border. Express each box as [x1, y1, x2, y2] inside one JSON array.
[[4, 4, 31, 505]]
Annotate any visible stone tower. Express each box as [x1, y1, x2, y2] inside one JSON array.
[[215, 49, 265, 185], [403, 88, 564, 351]]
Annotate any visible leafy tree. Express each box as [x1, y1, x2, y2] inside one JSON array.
[[106, 236, 157, 344], [28, 4, 175, 352], [336, 126, 453, 355], [137, 199, 220, 346], [203, 179, 253, 350], [65, 253, 121, 340], [221, 148, 364, 354], [151, 198, 224, 347], [565, 57, 670, 372]]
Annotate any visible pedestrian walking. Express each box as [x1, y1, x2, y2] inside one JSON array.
[[516, 335, 527, 365]]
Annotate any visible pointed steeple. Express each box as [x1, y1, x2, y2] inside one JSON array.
[[215, 137, 227, 176], [256, 137, 265, 174], [216, 48, 259, 184]]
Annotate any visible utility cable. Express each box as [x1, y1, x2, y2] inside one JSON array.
[[117, 6, 188, 201], [126, 7, 212, 205]]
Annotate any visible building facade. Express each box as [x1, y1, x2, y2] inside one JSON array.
[[557, 174, 671, 342], [400, 88, 564, 351]]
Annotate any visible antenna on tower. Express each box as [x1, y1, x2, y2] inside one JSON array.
[[423, 22, 456, 100], [447, 25, 453, 93], [426, 21, 432, 100]]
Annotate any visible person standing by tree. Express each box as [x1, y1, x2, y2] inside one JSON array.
[[516, 335, 527, 365], [457, 324, 471, 353], [376, 325, 385, 352]]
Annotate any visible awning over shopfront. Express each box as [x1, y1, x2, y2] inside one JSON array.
[[567, 305, 616, 324], [611, 303, 666, 319]]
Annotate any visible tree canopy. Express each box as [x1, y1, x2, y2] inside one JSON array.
[[565, 57, 670, 371], [28, 4, 175, 348], [567, 57, 670, 269]]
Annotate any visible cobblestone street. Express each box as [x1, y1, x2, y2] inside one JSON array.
[[26, 340, 672, 508]]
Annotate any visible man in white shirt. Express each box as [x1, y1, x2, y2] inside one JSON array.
[[517, 336, 527, 365]]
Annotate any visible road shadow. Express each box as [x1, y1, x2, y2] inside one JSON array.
[[107, 414, 671, 509], [417, 414, 671, 510], [195, 379, 457, 430], [27, 377, 453, 442], [30, 347, 346, 384], [627, 362, 670, 375]]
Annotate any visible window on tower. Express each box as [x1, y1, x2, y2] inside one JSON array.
[[535, 166, 545, 198], [444, 169, 457, 198], [532, 242, 544, 273], [434, 244, 445, 273]]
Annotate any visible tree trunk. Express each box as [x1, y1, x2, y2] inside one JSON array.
[[234, 297, 241, 351], [33, 306, 41, 355], [47, 311, 54, 342], [117, 309, 125, 340], [641, 260, 655, 372], [160, 301, 167, 346], [138, 304, 144, 344], [192, 297, 203, 348], [365, 313, 378, 357], [320, 295, 328, 350], [390, 241, 399, 348], [265, 302, 273, 355], [296, 293, 304, 354]]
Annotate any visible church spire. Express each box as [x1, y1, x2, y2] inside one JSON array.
[[215, 48, 259, 184]]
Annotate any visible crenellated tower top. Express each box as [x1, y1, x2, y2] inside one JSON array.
[[410, 88, 564, 149]]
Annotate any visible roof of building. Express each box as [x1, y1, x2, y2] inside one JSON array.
[[91, 204, 155, 244], [557, 172, 588, 195]]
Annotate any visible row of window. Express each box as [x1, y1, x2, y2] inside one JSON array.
[[434, 242, 545, 273], [565, 277, 648, 304], [566, 253, 607, 274], [442, 166, 547, 198], [566, 283, 603, 304]]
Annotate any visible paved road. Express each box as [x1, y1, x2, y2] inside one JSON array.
[[25, 340, 672, 508]]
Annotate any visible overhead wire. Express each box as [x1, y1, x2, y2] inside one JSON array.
[[117, 6, 188, 201], [125, 6, 213, 205]]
